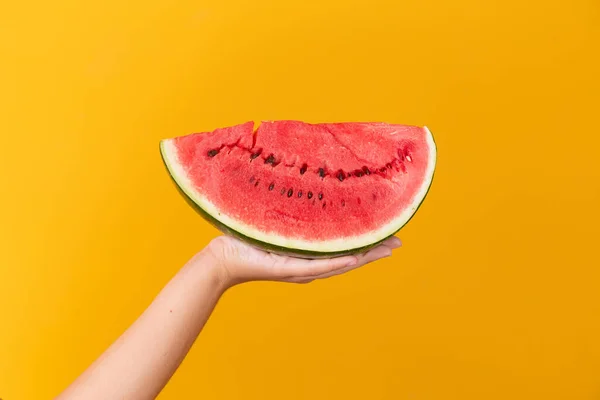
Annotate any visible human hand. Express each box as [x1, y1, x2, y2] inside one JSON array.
[[200, 235, 402, 288], [57, 236, 399, 400]]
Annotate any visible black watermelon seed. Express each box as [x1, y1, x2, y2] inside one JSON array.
[[354, 169, 364, 177], [322, 203, 326, 209], [318, 192, 323, 200], [336, 171, 345, 182], [207, 149, 219, 157], [265, 154, 276, 165], [287, 188, 293, 197], [318, 168, 325, 178], [268, 183, 275, 191], [363, 166, 371, 175], [300, 164, 307, 175], [280, 187, 286, 195], [250, 150, 262, 160], [254, 180, 260, 187], [307, 191, 313, 199], [298, 190, 303, 198]]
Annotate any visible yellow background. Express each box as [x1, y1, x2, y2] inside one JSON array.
[[1, 0, 599, 398]]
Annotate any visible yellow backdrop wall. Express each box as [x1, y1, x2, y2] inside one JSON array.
[[1, 0, 599, 398]]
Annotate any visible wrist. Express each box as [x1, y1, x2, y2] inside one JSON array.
[[194, 239, 238, 290]]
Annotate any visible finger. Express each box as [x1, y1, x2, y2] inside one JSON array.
[[306, 262, 361, 280], [381, 236, 402, 249], [281, 276, 315, 284], [272, 254, 358, 279], [291, 244, 395, 281], [354, 244, 394, 266], [270, 237, 400, 279], [333, 244, 394, 277]]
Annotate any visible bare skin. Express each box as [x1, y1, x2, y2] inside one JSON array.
[[56, 235, 401, 400]]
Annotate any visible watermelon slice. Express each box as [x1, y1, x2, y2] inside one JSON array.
[[160, 121, 436, 258]]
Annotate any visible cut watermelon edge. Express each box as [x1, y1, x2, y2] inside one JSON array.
[[159, 126, 436, 257]]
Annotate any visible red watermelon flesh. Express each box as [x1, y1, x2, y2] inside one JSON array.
[[161, 120, 436, 255]]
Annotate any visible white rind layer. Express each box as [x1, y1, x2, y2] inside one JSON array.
[[160, 127, 436, 252]]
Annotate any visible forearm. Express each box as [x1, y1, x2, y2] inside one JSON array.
[[55, 235, 393, 399], [57, 251, 226, 400]]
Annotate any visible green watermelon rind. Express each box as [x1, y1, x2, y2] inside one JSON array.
[[159, 127, 436, 259]]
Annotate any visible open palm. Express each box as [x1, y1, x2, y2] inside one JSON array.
[[204, 235, 402, 286]]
